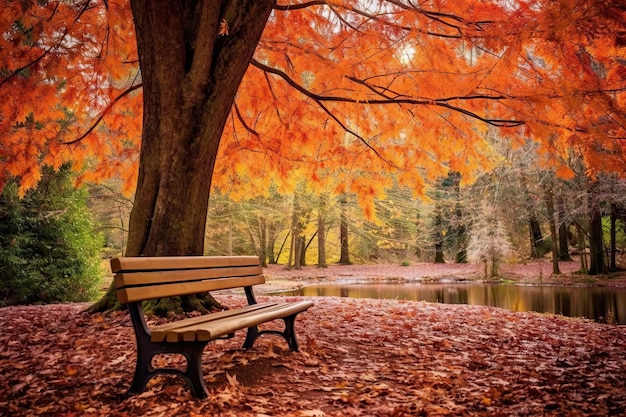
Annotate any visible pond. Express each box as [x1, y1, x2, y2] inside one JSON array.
[[275, 282, 626, 324]]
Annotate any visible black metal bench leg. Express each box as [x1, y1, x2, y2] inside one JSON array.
[[241, 314, 302, 351], [183, 345, 209, 399], [283, 314, 300, 352], [242, 325, 259, 349], [128, 335, 209, 398], [128, 347, 154, 394]]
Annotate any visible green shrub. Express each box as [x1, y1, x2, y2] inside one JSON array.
[[0, 166, 103, 305]]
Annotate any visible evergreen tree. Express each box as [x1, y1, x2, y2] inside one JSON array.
[[0, 166, 103, 305]]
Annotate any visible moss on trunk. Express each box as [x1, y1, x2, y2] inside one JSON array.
[[86, 282, 121, 314], [143, 293, 225, 317]]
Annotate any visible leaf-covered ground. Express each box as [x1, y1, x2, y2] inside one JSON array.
[[2, 263, 626, 416]]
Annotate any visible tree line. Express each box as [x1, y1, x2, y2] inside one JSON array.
[[94, 136, 626, 279]]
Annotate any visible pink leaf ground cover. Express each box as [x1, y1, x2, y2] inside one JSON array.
[[1, 262, 625, 416]]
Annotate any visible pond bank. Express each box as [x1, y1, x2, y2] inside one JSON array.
[[261, 261, 626, 293]]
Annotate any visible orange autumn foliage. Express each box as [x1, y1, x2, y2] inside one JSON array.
[[0, 0, 140, 196], [1, 0, 625, 206]]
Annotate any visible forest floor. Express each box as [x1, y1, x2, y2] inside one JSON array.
[[1, 261, 626, 416]]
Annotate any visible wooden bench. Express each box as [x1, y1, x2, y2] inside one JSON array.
[[111, 255, 313, 399]]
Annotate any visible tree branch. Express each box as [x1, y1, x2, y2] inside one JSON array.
[[62, 81, 143, 145], [233, 102, 259, 136], [251, 58, 524, 128], [274, 0, 490, 38], [251, 59, 395, 163]]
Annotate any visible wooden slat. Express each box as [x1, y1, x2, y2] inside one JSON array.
[[111, 256, 260, 273], [150, 302, 280, 342], [170, 303, 292, 342], [195, 301, 314, 341], [114, 265, 263, 288], [156, 301, 314, 342], [116, 275, 264, 303]]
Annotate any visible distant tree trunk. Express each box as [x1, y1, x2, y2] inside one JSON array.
[[491, 257, 499, 277], [455, 223, 467, 263], [228, 215, 234, 255], [299, 234, 307, 267], [452, 172, 467, 263], [544, 181, 561, 275], [588, 208, 606, 275], [414, 207, 425, 259], [434, 240, 445, 263], [275, 229, 290, 264], [434, 209, 445, 264], [317, 194, 328, 268], [338, 194, 351, 265], [528, 215, 544, 258], [558, 222, 573, 261], [610, 208, 617, 271], [576, 223, 589, 274], [290, 231, 301, 270], [258, 217, 268, 267], [557, 197, 573, 261], [267, 223, 277, 264], [289, 190, 306, 269], [288, 193, 300, 270], [318, 213, 327, 268], [244, 216, 260, 261]]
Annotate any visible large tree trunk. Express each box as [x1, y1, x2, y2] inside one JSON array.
[[90, 0, 275, 314]]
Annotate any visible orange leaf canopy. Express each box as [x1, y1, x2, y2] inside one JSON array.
[[0, 0, 140, 195], [1, 0, 625, 201], [216, 0, 626, 200]]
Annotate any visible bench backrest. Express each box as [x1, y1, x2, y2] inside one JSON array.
[[111, 256, 264, 304]]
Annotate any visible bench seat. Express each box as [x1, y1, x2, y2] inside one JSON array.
[[150, 301, 314, 343], [111, 255, 313, 398]]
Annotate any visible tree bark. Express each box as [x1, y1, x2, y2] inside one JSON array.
[[528, 215, 544, 258], [90, 0, 275, 314], [318, 214, 327, 268], [290, 191, 304, 270], [338, 194, 351, 265], [299, 235, 307, 267], [434, 209, 445, 264], [576, 223, 589, 274], [267, 222, 277, 264], [557, 196, 573, 261], [451, 172, 467, 263], [610, 208, 617, 271], [588, 208, 606, 275], [544, 180, 561, 275], [259, 217, 268, 267]]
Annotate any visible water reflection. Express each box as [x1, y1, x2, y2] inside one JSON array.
[[282, 283, 626, 324]]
